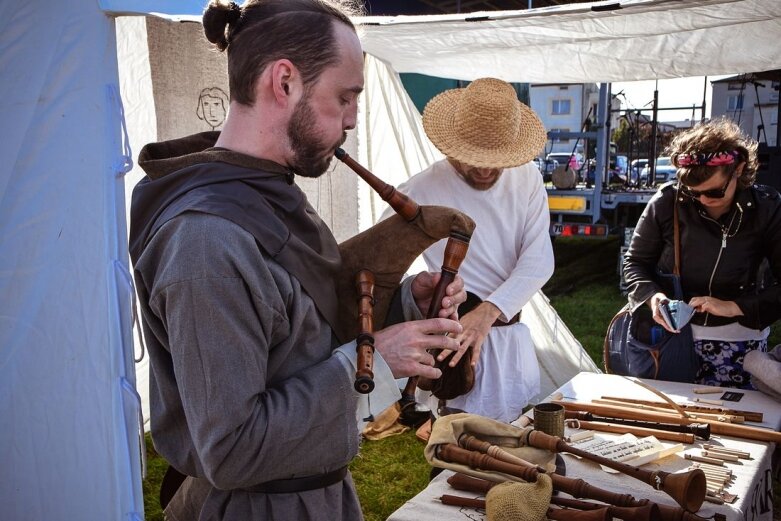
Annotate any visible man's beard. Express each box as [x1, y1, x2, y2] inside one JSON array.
[[287, 95, 346, 178], [458, 169, 502, 191]]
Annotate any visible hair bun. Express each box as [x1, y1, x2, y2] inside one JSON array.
[[203, 1, 242, 51]]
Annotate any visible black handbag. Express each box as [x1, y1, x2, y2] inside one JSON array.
[[604, 192, 699, 382]]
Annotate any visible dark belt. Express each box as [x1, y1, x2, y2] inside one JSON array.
[[492, 311, 521, 327], [244, 466, 348, 494]]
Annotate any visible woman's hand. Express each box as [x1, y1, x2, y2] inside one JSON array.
[[648, 292, 677, 333], [689, 296, 743, 318]]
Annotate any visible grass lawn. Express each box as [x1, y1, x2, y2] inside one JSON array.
[[140, 236, 779, 520]]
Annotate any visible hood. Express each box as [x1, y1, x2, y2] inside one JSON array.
[[129, 131, 342, 335]]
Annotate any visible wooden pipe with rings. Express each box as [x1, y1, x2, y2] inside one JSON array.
[[401, 230, 471, 403], [565, 410, 710, 440], [354, 269, 375, 393]]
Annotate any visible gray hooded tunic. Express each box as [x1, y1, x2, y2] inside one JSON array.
[[130, 133, 404, 520]]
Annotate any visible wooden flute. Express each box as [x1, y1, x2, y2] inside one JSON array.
[[555, 399, 781, 444], [565, 410, 711, 440], [600, 395, 763, 423], [567, 419, 696, 444]]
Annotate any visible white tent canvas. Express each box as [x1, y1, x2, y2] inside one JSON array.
[[3, 0, 781, 518]]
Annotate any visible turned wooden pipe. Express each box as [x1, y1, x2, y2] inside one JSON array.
[[555, 399, 781, 444], [566, 411, 710, 440], [552, 497, 662, 521], [568, 419, 696, 444], [354, 269, 376, 394], [438, 444, 638, 508], [401, 231, 471, 400], [460, 434, 543, 471], [549, 507, 611, 521], [525, 429, 706, 512], [447, 472, 495, 494], [335, 148, 419, 221], [440, 495, 612, 521], [447, 471, 713, 521], [439, 494, 485, 509], [448, 473, 661, 521]]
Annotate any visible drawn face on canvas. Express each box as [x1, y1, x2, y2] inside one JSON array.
[[286, 22, 363, 178], [199, 95, 227, 129]]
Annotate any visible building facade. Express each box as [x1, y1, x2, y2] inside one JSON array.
[[711, 75, 779, 147]]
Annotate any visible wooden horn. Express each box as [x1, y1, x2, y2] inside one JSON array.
[[354, 269, 375, 394], [525, 429, 706, 512]]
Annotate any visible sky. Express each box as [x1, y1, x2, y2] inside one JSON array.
[[612, 75, 733, 123]]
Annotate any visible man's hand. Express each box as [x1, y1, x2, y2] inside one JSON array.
[[411, 272, 466, 320], [689, 296, 743, 318], [458, 302, 501, 367], [374, 318, 464, 379]]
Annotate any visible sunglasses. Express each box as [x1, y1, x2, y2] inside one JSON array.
[[680, 174, 735, 199]]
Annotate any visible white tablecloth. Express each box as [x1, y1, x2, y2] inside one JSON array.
[[387, 372, 780, 521]]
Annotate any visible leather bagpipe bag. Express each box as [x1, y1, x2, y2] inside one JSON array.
[[425, 413, 556, 481]]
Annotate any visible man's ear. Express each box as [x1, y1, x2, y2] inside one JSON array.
[[270, 59, 301, 107]]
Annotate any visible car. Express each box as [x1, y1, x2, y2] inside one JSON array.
[[534, 157, 558, 183], [547, 152, 583, 171], [640, 156, 677, 185]]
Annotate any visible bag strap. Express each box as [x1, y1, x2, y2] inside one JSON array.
[[602, 304, 631, 374], [673, 189, 681, 276]]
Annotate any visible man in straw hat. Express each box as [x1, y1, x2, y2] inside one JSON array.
[[391, 77, 554, 423]]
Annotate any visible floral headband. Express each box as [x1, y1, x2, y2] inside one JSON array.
[[675, 150, 740, 167]]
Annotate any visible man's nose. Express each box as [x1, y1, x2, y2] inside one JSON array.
[[343, 103, 358, 131]]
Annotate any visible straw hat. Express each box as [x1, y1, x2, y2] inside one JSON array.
[[423, 77, 547, 169]]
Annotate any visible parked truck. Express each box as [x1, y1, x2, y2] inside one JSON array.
[[546, 84, 654, 238]]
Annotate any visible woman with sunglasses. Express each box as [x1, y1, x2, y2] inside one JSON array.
[[623, 118, 781, 388]]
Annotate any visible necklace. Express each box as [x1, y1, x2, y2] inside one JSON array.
[[722, 203, 743, 240]]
